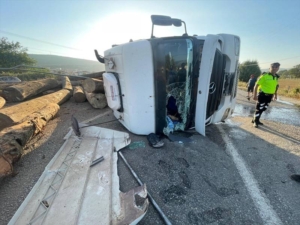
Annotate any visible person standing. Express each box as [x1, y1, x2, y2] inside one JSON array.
[[252, 62, 280, 127], [247, 74, 257, 100]]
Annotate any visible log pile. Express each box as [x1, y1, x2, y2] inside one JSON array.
[[0, 73, 108, 179], [0, 88, 71, 130], [68, 71, 104, 81], [82, 78, 107, 109]]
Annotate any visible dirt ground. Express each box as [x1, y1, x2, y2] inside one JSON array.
[[0, 97, 111, 225]]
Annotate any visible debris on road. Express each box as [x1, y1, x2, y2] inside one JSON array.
[[8, 126, 149, 225]]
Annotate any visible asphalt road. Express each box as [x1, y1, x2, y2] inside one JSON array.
[[116, 90, 300, 225], [1, 89, 300, 225]]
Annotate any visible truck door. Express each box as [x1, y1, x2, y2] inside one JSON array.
[[195, 35, 221, 136]]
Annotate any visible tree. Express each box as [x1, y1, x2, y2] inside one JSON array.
[[0, 37, 36, 68], [278, 64, 300, 78], [289, 64, 300, 78], [238, 60, 261, 82], [278, 69, 289, 78]]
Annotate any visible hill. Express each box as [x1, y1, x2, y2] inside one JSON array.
[[29, 54, 105, 72]]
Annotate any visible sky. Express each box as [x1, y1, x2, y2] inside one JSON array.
[[0, 0, 300, 69]]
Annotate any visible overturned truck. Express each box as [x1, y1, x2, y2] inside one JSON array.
[[95, 15, 240, 136]]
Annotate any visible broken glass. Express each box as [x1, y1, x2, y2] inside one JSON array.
[[163, 39, 193, 136]]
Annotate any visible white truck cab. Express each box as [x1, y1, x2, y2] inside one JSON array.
[[95, 15, 240, 136]]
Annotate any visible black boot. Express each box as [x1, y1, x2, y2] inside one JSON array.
[[253, 120, 258, 128], [251, 119, 264, 125]]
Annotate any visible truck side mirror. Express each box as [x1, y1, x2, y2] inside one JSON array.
[[150, 15, 187, 38], [151, 15, 172, 26]]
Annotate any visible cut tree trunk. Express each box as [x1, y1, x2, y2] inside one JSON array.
[[0, 88, 71, 130], [43, 90, 58, 95], [61, 76, 72, 91], [85, 91, 107, 109], [73, 86, 86, 103], [82, 78, 104, 93], [0, 96, 5, 109], [68, 71, 104, 81], [0, 103, 60, 178], [0, 83, 18, 97], [2, 78, 60, 102], [0, 82, 24, 90], [71, 80, 83, 86], [82, 71, 104, 79]]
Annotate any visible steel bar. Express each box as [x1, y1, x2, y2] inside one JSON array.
[[118, 152, 172, 225], [90, 156, 104, 167]]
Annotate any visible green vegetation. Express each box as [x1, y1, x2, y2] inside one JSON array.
[[238, 60, 261, 82], [0, 37, 36, 68], [0, 71, 55, 81], [0, 37, 54, 81], [278, 64, 300, 78], [238, 79, 300, 100], [238, 60, 300, 100], [0, 37, 104, 81]]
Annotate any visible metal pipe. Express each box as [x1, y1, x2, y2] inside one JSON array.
[[118, 152, 172, 225], [181, 21, 187, 35], [90, 156, 104, 167]]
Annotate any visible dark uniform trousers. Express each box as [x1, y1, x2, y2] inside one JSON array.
[[254, 92, 273, 122]]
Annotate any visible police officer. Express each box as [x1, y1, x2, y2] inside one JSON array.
[[252, 62, 280, 127]]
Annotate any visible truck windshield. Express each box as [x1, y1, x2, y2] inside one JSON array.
[[151, 38, 194, 135]]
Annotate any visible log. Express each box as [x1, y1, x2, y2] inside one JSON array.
[[0, 83, 12, 89], [0, 83, 13, 98], [62, 76, 72, 91], [43, 90, 57, 95], [85, 91, 107, 109], [0, 82, 24, 90], [0, 103, 60, 178], [2, 78, 60, 102], [57, 80, 83, 87], [82, 71, 104, 79], [82, 78, 104, 93], [67, 72, 104, 81], [0, 96, 5, 109], [0, 89, 71, 130], [73, 86, 86, 103], [71, 80, 83, 86]]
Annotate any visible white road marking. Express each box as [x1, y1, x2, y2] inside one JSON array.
[[218, 125, 283, 225], [277, 97, 294, 105]]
